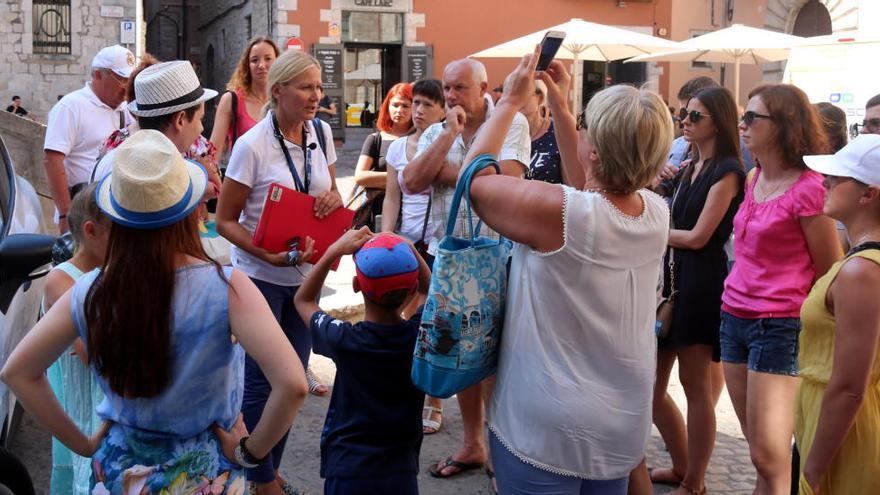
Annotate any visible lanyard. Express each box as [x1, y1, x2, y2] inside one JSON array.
[[272, 112, 311, 193]]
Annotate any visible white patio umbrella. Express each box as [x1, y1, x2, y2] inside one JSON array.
[[470, 18, 680, 112], [625, 24, 806, 104]]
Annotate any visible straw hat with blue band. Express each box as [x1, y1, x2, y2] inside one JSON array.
[[95, 129, 208, 229]]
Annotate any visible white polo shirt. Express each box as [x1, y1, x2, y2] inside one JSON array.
[[44, 83, 133, 187], [225, 114, 337, 287]]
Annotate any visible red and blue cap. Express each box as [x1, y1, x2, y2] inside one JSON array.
[[354, 233, 419, 304]]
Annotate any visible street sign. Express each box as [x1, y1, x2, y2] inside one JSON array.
[[120, 20, 135, 44], [286, 37, 304, 51]]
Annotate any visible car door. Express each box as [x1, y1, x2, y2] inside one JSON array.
[[0, 134, 54, 445]]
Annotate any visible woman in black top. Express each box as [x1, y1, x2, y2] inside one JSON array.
[[522, 80, 562, 184], [649, 86, 745, 495], [353, 84, 413, 229]]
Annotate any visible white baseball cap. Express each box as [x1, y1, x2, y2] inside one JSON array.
[[804, 134, 880, 187], [92, 45, 135, 78]]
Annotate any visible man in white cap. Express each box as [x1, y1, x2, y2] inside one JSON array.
[[43, 44, 136, 233], [91, 60, 219, 183]]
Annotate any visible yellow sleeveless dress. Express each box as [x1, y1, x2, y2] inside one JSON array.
[[795, 250, 880, 495]]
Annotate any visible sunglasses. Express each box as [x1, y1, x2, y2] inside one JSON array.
[[852, 118, 880, 137], [740, 110, 772, 127], [576, 111, 587, 131], [678, 108, 711, 124]]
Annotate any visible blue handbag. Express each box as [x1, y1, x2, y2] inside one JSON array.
[[412, 154, 513, 398]]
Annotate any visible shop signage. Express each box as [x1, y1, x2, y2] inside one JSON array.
[[403, 45, 433, 83], [354, 0, 394, 6], [100, 5, 124, 18], [315, 46, 343, 91], [286, 37, 304, 51]]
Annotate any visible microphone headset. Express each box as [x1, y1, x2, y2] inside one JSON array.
[[307, 142, 318, 150]]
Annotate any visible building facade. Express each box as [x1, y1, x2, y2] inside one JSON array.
[[0, 0, 143, 121]]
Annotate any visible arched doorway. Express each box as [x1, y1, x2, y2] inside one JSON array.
[[792, 0, 833, 37]]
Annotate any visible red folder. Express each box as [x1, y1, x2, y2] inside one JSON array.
[[253, 183, 355, 270]]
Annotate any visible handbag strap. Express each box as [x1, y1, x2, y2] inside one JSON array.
[[666, 170, 686, 296], [445, 153, 500, 244], [419, 192, 432, 243]]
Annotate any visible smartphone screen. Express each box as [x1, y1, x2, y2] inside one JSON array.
[[536, 32, 565, 71]]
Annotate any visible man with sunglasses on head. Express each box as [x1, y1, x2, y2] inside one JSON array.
[[44, 45, 135, 233], [856, 94, 880, 136]]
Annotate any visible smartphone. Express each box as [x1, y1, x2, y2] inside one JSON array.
[[536, 31, 566, 71]]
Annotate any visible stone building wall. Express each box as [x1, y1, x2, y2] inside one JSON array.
[[0, 0, 139, 122]]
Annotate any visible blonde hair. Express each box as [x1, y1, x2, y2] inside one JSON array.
[[226, 37, 280, 94], [584, 85, 674, 193], [68, 183, 107, 246], [265, 49, 321, 115]]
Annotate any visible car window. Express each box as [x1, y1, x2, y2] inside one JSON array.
[[0, 136, 12, 236]]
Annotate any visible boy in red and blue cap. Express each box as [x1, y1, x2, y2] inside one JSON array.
[[294, 227, 431, 495]]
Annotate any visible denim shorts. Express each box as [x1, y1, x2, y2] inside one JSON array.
[[719, 310, 800, 376]]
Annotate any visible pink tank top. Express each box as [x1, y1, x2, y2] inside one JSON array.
[[721, 168, 826, 318], [228, 88, 259, 148]]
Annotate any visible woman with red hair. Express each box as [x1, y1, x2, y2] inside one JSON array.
[[352, 83, 414, 229]]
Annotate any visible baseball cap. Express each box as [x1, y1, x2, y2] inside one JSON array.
[[92, 45, 135, 78], [354, 234, 420, 306], [804, 134, 880, 187]]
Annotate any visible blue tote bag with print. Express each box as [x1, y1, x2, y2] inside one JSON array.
[[412, 154, 513, 399]]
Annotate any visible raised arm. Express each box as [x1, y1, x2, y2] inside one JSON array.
[[460, 48, 565, 253], [403, 110, 463, 192], [538, 60, 585, 189]]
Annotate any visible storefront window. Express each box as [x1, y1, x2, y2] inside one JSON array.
[[342, 11, 403, 43]]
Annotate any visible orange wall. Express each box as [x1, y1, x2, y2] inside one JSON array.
[[414, 0, 673, 89], [290, 0, 331, 49]]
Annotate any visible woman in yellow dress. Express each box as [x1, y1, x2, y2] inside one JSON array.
[[797, 134, 880, 494]]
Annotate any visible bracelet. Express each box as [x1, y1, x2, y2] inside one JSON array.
[[233, 436, 265, 468]]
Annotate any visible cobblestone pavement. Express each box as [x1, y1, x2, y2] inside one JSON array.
[[10, 157, 758, 494]]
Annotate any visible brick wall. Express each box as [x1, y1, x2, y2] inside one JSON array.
[[0, 0, 138, 122]]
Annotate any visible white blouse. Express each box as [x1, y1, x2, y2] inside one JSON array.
[[488, 185, 669, 480]]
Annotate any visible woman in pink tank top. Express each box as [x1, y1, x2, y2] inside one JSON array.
[[210, 37, 280, 159], [720, 84, 842, 494]]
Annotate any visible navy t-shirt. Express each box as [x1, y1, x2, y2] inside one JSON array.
[[310, 309, 425, 479], [526, 120, 562, 184]]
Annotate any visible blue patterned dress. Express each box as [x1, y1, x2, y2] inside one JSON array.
[[69, 263, 246, 494]]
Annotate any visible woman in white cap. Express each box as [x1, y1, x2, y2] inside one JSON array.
[[0, 130, 308, 493], [795, 134, 880, 494], [216, 47, 342, 494]]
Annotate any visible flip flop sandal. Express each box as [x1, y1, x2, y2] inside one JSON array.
[[422, 406, 443, 434], [428, 456, 484, 478], [648, 467, 684, 485], [486, 468, 498, 494], [306, 367, 328, 396]]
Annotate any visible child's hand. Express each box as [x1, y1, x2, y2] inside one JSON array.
[[329, 226, 373, 256]]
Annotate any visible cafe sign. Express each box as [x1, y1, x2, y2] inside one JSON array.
[[341, 0, 408, 11]]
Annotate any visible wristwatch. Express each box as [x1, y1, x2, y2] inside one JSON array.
[[233, 437, 265, 468]]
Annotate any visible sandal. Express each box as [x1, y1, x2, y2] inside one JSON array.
[[306, 367, 328, 396], [486, 468, 498, 494], [428, 456, 484, 478], [422, 406, 443, 434]]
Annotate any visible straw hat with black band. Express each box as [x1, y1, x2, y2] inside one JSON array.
[[128, 60, 218, 118]]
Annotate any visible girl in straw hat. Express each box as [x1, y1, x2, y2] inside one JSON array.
[[1, 130, 308, 494]]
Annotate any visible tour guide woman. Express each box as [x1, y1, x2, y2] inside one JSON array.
[[216, 48, 343, 494], [0, 130, 307, 493], [458, 48, 673, 494]]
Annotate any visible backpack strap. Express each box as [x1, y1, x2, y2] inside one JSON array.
[[228, 90, 239, 147], [312, 118, 328, 161]]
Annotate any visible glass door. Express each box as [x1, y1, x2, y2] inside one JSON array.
[[344, 46, 383, 127]]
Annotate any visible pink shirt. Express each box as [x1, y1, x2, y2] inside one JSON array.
[[722, 168, 826, 318], [227, 88, 259, 148]]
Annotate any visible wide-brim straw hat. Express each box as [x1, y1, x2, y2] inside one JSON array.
[[96, 129, 207, 229], [128, 60, 218, 117]]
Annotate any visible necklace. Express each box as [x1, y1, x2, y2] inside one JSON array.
[[529, 116, 548, 140], [849, 230, 880, 250], [755, 173, 794, 202], [584, 186, 629, 195]]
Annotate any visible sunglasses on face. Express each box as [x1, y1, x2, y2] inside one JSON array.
[[854, 118, 880, 136], [740, 110, 772, 127], [678, 108, 711, 124], [576, 111, 587, 131]]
